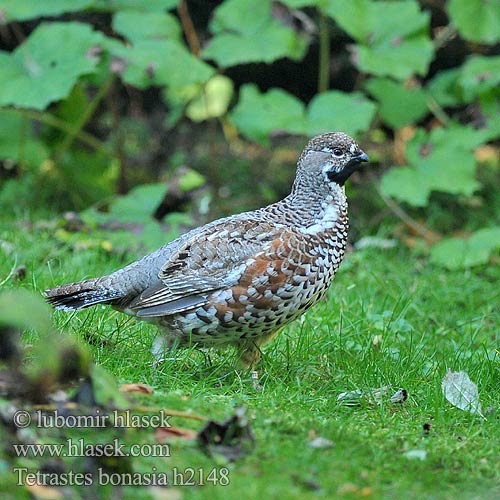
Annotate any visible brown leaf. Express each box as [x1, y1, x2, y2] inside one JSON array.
[[155, 426, 197, 442], [119, 383, 154, 394]]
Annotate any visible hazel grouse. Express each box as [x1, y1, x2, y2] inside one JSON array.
[[44, 132, 369, 367]]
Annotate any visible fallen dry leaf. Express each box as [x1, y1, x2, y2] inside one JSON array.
[[119, 383, 154, 394], [442, 370, 484, 418], [155, 426, 197, 442]]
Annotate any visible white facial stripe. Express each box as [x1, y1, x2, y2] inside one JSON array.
[[321, 147, 332, 153], [322, 163, 332, 175], [349, 143, 357, 154]]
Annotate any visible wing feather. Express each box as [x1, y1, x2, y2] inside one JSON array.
[[127, 218, 284, 316]]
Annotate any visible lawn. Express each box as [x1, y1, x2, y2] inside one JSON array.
[[1, 213, 499, 499]]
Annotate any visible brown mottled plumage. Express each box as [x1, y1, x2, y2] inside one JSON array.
[[44, 132, 369, 366]]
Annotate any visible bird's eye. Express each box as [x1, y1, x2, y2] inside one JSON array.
[[333, 148, 344, 157]]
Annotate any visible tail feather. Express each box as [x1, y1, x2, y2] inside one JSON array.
[[43, 278, 124, 311]]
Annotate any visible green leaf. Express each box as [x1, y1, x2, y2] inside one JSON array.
[[112, 10, 182, 44], [110, 40, 214, 90], [478, 92, 500, 138], [0, 289, 53, 335], [354, 37, 434, 81], [0, 0, 93, 22], [0, 109, 49, 167], [203, 0, 308, 67], [303, 90, 376, 136], [230, 84, 307, 145], [365, 78, 428, 128], [109, 183, 167, 224], [230, 86, 374, 144], [27, 334, 92, 386], [203, 23, 308, 67], [0, 22, 105, 110], [94, 0, 178, 11], [448, 0, 500, 44], [380, 166, 430, 207], [210, 0, 271, 35], [407, 126, 490, 157], [325, 0, 433, 80], [426, 68, 464, 107], [186, 75, 234, 122], [381, 125, 487, 206], [90, 364, 129, 409], [430, 227, 500, 269], [416, 145, 479, 196], [459, 55, 500, 101], [280, 0, 324, 6], [178, 169, 206, 192]]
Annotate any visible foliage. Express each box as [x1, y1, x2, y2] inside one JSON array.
[[0, 0, 499, 267]]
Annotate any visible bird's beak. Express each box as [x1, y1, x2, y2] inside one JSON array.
[[353, 150, 369, 163]]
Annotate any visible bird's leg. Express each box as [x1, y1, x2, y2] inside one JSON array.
[[234, 341, 262, 390], [236, 326, 287, 390], [237, 342, 262, 369], [151, 335, 181, 366]]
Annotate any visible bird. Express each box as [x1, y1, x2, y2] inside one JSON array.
[[44, 132, 369, 367]]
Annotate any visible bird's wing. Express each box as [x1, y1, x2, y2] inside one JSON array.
[[127, 217, 286, 317]]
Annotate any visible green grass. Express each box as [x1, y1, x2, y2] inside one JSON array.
[[1, 213, 500, 500]]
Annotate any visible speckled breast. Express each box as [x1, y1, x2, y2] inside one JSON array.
[[158, 221, 348, 346]]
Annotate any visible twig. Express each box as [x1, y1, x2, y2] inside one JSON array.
[[107, 79, 128, 194], [426, 95, 451, 126], [317, 10, 330, 93], [433, 25, 457, 50], [20, 109, 112, 156], [178, 0, 201, 56], [369, 172, 441, 244], [52, 75, 115, 164]]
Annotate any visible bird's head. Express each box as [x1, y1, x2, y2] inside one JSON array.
[[297, 132, 369, 189]]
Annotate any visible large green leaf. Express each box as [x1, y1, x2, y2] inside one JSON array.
[[380, 166, 430, 207], [430, 227, 500, 269], [280, 0, 325, 6], [459, 55, 500, 101], [365, 78, 428, 128], [230, 85, 374, 144], [303, 91, 376, 137], [112, 10, 182, 44], [110, 39, 214, 90], [0, 22, 104, 110], [381, 126, 486, 206], [203, 0, 309, 67], [230, 85, 307, 144], [426, 68, 464, 107], [108, 183, 167, 224], [0, 0, 93, 22], [448, 0, 500, 44], [203, 22, 308, 67], [325, 0, 433, 80], [209, 0, 271, 35], [94, 0, 178, 11], [0, 109, 49, 167]]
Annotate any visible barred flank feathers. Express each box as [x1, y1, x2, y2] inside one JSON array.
[[43, 278, 123, 311]]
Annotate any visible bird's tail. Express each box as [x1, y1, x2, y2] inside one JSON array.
[[43, 277, 124, 311]]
